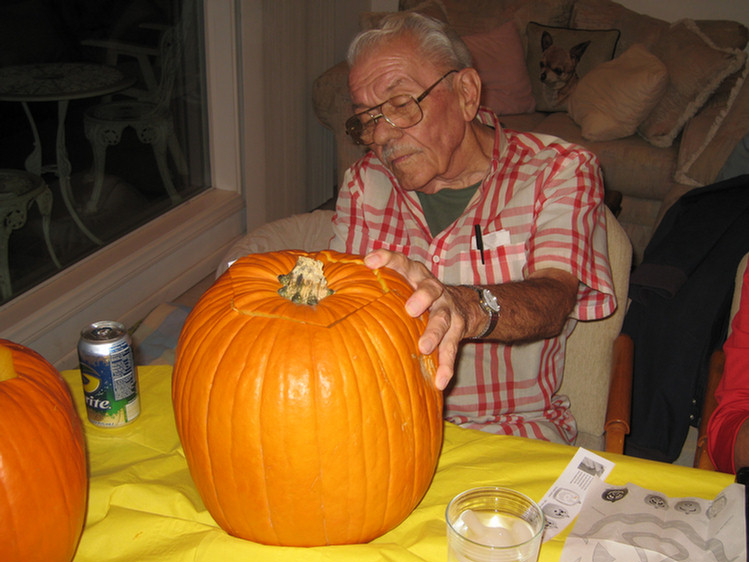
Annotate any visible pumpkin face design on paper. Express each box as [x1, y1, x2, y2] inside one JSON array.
[[644, 494, 669, 510], [675, 500, 701, 515]]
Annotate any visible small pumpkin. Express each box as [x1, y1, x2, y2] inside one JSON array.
[[0, 339, 88, 562], [172, 250, 443, 546]]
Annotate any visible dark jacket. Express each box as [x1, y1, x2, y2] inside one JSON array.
[[623, 174, 749, 462]]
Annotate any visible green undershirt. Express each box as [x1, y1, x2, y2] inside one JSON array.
[[416, 182, 480, 237]]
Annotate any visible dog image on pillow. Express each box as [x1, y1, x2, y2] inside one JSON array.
[[539, 31, 591, 111]]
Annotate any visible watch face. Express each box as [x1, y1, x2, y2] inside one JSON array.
[[481, 289, 500, 312]]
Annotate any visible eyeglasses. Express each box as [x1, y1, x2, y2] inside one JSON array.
[[345, 70, 458, 146]]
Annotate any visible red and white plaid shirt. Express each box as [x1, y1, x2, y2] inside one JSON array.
[[330, 109, 616, 444]]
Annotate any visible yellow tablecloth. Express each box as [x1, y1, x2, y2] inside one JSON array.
[[62, 366, 733, 562]]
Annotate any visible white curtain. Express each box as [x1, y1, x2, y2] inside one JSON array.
[[257, 0, 369, 220]]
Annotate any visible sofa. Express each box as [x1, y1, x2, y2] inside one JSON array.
[[312, 0, 749, 262]]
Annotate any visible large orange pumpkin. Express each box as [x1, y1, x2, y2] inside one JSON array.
[[0, 339, 88, 562], [172, 250, 443, 546]]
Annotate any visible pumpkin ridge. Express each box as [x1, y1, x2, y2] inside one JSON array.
[[3, 359, 85, 540], [380, 301, 422, 514], [309, 338, 331, 545], [245, 318, 290, 544], [1, 393, 29, 554], [211, 321, 258, 536], [341, 310, 391, 538], [0, 339, 87, 562], [351, 298, 434, 535], [326, 320, 364, 540], [177, 309, 231, 528]]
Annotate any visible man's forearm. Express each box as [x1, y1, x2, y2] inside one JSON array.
[[452, 272, 578, 342]]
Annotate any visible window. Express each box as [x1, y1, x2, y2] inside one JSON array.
[[0, 0, 245, 366], [0, 0, 211, 303]]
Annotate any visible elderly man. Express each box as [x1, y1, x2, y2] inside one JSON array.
[[330, 12, 616, 444]]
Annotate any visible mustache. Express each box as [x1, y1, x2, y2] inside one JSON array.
[[381, 143, 420, 164]]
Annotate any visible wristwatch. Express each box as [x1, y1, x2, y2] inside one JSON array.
[[471, 286, 500, 339]]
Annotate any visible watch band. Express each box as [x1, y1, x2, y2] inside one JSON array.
[[470, 286, 499, 339]]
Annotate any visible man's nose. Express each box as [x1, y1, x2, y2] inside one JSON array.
[[371, 115, 402, 146]]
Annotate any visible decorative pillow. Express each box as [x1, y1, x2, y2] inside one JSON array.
[[463, 21, 536, 115], [568, 44, 668, 141], [637, 19, 747, 148], [525, 22, 620, 112], [675, 62, 749, 186]]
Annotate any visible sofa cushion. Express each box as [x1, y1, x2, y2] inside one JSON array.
[[570, 0, 668, 57], [499, 112, 549, 132], [463, 21, 536, 115], [638, 19, 747, 148], [525, 22, 620, 112], [529, 112, 678, 200], [676, 63, 749, 186], [568, 43, 667, 141], [695, 20, 749, 51], [399, 0, 574, 36]]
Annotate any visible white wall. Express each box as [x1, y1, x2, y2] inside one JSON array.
[[618, 0, 749, 30], [240, 0, 369, 225], [370, 0, 398, 11]]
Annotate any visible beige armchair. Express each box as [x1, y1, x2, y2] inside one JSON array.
[[218, 206, 633, 453]]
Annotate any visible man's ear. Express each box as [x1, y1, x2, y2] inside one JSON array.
[[455, 68, 483, 121]]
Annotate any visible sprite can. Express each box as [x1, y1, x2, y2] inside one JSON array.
[[78, 321, 140, 428]]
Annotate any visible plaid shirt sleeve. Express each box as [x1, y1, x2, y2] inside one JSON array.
[[517, 131, 615, 321]]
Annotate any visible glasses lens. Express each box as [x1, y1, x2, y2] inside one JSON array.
[[382, 95, 422, 128], [345, 95, 424, 145], [345, 115, 367, 144]]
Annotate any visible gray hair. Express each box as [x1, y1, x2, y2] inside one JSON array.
[[346, 12, 472, 72]]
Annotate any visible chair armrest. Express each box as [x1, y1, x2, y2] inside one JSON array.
[[604, 333, 634, 454], [694, 349, 725, 470]]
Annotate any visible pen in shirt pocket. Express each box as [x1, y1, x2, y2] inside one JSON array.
[[474, 224, 485, 264]]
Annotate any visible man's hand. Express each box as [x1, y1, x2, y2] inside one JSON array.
[[363, 249, 579, 392], [363, 250, 479, 391]]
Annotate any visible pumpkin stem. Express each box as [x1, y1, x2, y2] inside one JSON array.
[[0, 345, 18, 382], [278, 256, 334, 305]]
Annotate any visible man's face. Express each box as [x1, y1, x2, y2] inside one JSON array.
[[348, 35, 466, 193]]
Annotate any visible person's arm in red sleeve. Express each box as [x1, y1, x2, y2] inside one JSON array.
[[708, 266, 749, 473]]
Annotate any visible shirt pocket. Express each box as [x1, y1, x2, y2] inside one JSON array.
[[459, 242, 527, 285]]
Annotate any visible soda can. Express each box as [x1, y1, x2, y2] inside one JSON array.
[[78, 321, 140, 428]]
